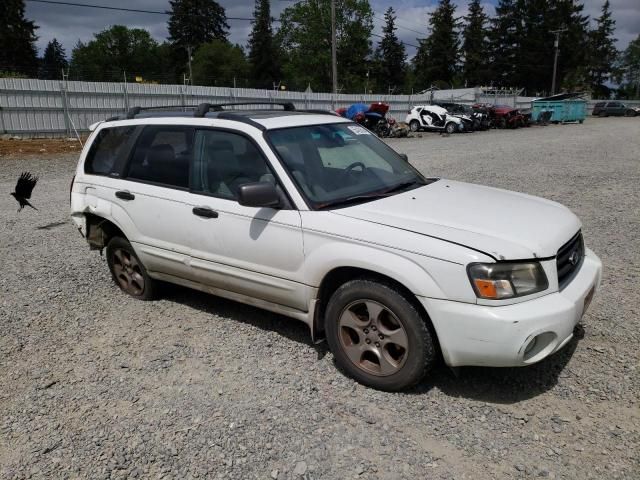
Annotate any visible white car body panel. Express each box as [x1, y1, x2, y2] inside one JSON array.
[[335, 179, 582, 260], [70, 113, 603, 369]]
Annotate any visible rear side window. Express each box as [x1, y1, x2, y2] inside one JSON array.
[[125, 126, 194, 189], [85, 126, 136, 175]]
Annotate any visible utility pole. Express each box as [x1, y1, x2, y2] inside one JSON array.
[[331, 0, 337, 95], [187, 45, 193, 86], [550, 28, 567, 95]]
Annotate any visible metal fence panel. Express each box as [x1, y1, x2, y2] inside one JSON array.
[[2, 78, 639, 137]]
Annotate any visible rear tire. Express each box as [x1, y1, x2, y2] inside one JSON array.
[[325, 279, 435, 391], [106, 236, 157, 300], [598, 111, 607, 117]]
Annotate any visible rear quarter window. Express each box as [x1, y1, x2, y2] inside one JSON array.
[[85, 126, 136, 175]]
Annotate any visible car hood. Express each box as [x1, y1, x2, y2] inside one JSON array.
[[332, 179, 581, 260]]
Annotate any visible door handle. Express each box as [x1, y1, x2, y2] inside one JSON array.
[[192, 207, 219, 218], [115, 191, 135, 201]]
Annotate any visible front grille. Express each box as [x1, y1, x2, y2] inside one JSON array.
[[556, 231, 584, 289]]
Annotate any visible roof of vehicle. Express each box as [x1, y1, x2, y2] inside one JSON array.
[[100, 102, 349, 131]]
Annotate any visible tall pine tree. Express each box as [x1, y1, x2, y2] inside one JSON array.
[[588, 0, 618, 97], [248, 0, 280, 88], [374, 7, 406, 93], [489, 0, 520, 87], [461, 0, 490, 87], [0, 0, 39, 76], [41, 39, 68, 80], [413, 0, 459, 89], [168, 0, 229, 80]]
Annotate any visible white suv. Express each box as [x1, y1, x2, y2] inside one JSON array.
[[70, 102, 602, 391]]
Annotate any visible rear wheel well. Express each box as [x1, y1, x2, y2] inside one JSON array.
[[85, 213, 127, 250], [314, 267, 439, 351]]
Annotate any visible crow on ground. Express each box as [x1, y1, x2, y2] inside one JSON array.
[[11, 172, 39, 212]]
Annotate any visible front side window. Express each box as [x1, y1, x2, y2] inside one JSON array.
[[267, 123, 428, 209], [191, 129, 273, 200], [85, 126, 136, 175], [126, 126, 193, 189]]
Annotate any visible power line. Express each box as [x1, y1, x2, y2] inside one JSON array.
[[371, 32, 420, 50], [373, 15, 428, 37], [25, 0, 258, 21]]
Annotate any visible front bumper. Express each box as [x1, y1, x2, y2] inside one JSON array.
[[420, 248, 602, 367]]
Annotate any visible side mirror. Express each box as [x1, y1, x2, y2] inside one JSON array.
[[399, 153, 409, 162], [237, 182, 281, 208]]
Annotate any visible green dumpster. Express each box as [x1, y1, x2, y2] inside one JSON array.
[[532, 93, 587, 124]]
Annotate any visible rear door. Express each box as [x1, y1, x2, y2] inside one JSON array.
[[115, 125, 196, 280]]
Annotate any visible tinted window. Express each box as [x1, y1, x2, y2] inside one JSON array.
[[85, 126, 136, 175], [126, 126, 193, 188], [192, 130, 272, 200]]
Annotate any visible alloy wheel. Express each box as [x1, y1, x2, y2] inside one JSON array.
[[338, 299, 409, 376], [111, 248, 145, 296]]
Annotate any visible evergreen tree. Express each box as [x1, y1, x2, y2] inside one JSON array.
[[248, 0, 280, 88], [168, 0, 229, 79], [489, 0, 521, 87], [461, 0, 490, 86], [588, 0, 618, 97], [374, 8, 406, 93], [168, 0, 229, 47], [41, 39, 68, 80], [277, 0, 373, 92], [545, 0, 590, 92], [0, 0, 39, 76], [413, 0, 459, 89], [617, 34, 640, 99]]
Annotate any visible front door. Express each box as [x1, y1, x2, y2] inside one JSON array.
[[186, 128, 308, 311]]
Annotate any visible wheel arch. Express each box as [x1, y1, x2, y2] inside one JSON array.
[[84, 212, 129, 250], [312, 266, 441, 355]]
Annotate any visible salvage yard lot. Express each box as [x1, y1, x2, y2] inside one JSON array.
[[1, 117, 638, 479]]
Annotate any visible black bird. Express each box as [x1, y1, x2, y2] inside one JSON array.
[[11, 172, 39, 212]]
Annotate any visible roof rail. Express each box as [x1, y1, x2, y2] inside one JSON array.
[[124, 105, 200, 119], [193, 101, 296, 118]]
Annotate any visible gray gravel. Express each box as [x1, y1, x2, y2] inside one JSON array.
[[1, 117, 639, 479]]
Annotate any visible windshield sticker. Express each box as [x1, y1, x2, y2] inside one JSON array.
[[347, 125, 371, 135]]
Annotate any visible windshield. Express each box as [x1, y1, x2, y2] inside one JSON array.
[[267, 123, 428, 209]]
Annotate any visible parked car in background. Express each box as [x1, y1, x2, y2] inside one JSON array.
[[592, 101, 639, 117], [489, 105, 525, 129], [434, 102, 487, 131], [472, 104, 493, 129], [406, 105, 464, 134]]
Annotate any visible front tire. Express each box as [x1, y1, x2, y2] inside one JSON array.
[[409, 120, 420, 132], [445, 122, 456, 134], [106, 236, 157, 300], [325, 280, 435, 391]]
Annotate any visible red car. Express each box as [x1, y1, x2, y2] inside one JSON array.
[[489, 105, 526, 129]]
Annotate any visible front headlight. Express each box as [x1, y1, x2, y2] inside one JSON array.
[[467, 262, 548, 300]]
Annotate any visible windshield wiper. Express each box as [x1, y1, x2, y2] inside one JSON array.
[[380, 179, 425, 195], [316, 192, 389, 210], [317, 180, 425, 210]]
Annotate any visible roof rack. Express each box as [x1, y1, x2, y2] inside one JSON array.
[[126, 105, 196, 119], [194, 101, 296, 117]]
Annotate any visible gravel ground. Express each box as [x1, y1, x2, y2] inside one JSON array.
[[1, 117, 639, 480]]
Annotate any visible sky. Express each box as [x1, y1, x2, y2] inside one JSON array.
[[24, 0, 640, 60]]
